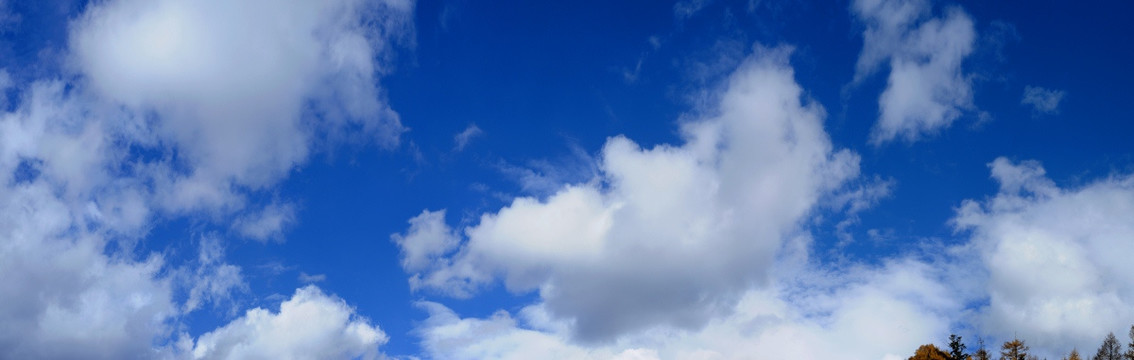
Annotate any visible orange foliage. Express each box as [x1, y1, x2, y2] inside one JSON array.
[[909, 344, 951, 360], [1064, 349, 1082, 360]]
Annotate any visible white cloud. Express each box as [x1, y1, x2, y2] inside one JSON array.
[[674, 0, 715, 21], [189, 286, 388, 360], [183, 237, 247, 313], [0, 81, 117, 200], [623, 57, 645, 83], [0, 80, 177, 360], [0, 89, 246, 357], [0, 0, 415, 357], [453, 124, 483, 151], [70, 0, 413, 212], [233, 202, 297, 242], [828, 176, 895, 246], [494, 143, 599, 197], [954, 157, 1134, 357], [852, 0, 976, 144], [395, 45, 864, 341], [1021, 85, 1065, 115], [0, 68, 10, 90], [829, 176, 895, 216], [415, 259, 955, 360], [299, 272, 327, 284], [391, 210, 461, 274]]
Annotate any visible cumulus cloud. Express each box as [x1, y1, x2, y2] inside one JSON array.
[[0, 79, 177, 360], [0, 0, 414, 357], [953, 158, 1134, 357], [415, 260, 956, 360], [391, 210, 461, 274], [1020, 85, 1065, 115], [0, 83, 249, 358], [852, 0, 976, 144], [189, 286, 388, 360], [394, 45, 864, 341], [70, 0, 413, 212], [401, 131, 1134, 360]]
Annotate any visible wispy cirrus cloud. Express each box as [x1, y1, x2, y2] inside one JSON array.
[[453, 123, 483, 151]]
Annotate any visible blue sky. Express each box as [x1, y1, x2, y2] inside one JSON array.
[[2, 0, 1134, 359]]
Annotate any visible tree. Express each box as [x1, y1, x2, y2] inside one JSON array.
[[1000, 338, 1029, 360], [1125, 325, 1134, 360], [1097, 332, 1124, 360], [973, 337, 991, 360], [910, 344, 951, 360], [973, 348, 990, 360], [949, 334, 970, 360], [1062, 349, 1082, 360]]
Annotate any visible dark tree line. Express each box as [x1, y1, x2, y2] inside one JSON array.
[[907, 325, 1134, 360]]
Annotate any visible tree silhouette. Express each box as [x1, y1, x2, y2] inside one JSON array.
[[1000, 338, 1029, 360], [972, 337, 991, 360], [1126, 325, 1134, 360], [949, 334, 969, 360], [890, 323, 1134, 360], [1097, 332, 1124, 360], [1062, 348, 1082, 360]]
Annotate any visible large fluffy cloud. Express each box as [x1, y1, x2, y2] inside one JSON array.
[[954, 158, 1134, 356], [400, 114, 1134, 360], [415, 259, 956, 360], [394, 46, 867, 342], [0, 79, 177, 360], [189, 286, 388, 360], [0, 0, 414, 357], [70, 0, 412, 212], [852, 0, 976, 144]]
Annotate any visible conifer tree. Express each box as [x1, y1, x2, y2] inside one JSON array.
[[1125, 325, 1134, 360], [972, 337, 991, 360], [1062, 348, 1081, 360], [949, 334, 969, 360], [1000, 338, 1029, 360], [1097, 332, 1123, 360]]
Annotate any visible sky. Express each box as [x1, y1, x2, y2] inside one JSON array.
[[1, 0, 1133, 359]]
